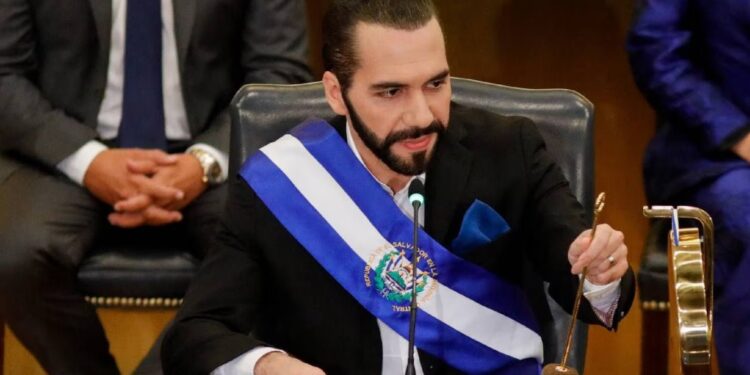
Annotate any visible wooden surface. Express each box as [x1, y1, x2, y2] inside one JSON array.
[[642, 310, 669, 374], [3, 309, 174, 375], [4, 1, 655, 374], [0, 314, 3, 373]]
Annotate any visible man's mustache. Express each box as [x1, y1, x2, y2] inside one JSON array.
[[382, 121, 445, 148]]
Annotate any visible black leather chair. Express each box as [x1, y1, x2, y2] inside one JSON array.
[[76, 226, 200, 309], [229, 77, 594, 372]]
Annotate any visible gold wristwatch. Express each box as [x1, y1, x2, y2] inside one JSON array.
[[187, 148, 222, 185]]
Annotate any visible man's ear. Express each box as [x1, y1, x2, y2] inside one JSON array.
[[322, 71, 348, 116]]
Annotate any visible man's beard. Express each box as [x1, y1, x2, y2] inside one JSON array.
[[343, 94, 445, 176]]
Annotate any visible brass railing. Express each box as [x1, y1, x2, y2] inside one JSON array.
[[643, 206, 714, 374]]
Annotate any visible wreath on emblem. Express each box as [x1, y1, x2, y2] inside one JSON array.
[[373, 250, 427, 304]]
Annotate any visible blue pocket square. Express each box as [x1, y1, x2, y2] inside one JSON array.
[[451, 200, 510, 255]]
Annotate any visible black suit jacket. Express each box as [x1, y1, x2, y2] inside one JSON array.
[[162, 105, 635, 375], [0, 0, 311, 182]]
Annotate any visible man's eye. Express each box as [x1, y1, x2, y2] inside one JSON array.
[[428, 79, 445, 89], [380, 88, 401, 98]]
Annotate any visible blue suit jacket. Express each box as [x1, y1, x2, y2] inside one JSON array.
[[627, 0, 750, 202]]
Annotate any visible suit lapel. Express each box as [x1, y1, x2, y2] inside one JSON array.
[[425, 114, 473, 246], [172, 0, 197, 67], [88, 0, 112, 58]]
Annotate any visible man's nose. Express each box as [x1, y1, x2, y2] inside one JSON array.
[[403, 92, 435, 127]]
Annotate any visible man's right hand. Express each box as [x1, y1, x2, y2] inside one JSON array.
[[255, 352, 326, 375], [731, 132, 750, 163], [83, 149, 183, 226]]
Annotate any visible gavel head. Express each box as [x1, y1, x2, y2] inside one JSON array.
[[541, 364, 579, 375]]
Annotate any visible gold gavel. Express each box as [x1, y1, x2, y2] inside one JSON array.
[[542, 192, 606, 375]]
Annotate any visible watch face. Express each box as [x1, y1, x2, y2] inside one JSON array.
[[208, 164, 221, 182], [190, 149, 221, 184]]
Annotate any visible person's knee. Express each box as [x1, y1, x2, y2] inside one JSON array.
[[0, 228, 69, 298]]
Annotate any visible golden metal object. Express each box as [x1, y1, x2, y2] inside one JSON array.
[[542, 364, 579, 375], [542, 192, 606, 375], [643, 206, 714, 374], [641, 300, 671, 311]]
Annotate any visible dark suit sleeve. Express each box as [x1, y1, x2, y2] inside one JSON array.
[[241, 0, 312, 84], [162, 176, 269, 375], [518, 119, 635, 329], [193, 0, 313, 153], [0, 0, 97, 167]]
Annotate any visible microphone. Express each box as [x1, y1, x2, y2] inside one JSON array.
[[405, 179, 425, 375]]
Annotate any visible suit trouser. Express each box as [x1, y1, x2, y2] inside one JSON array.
[[0, 163, 226, 374], [681, 167, 750, 375]]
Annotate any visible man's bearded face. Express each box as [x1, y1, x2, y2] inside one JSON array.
[[344, 93, 445, 175]]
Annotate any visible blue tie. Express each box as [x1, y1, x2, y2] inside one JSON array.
[[119, 0, 167, 149]]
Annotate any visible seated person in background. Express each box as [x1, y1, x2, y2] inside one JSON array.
[[628, 0, 750, 373], [0, 0, 311, 373], [163, 1, 635, 374]]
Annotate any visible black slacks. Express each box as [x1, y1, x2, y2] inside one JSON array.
[[0, 163, 226, 374]]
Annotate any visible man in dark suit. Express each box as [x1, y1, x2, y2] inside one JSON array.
[[163, 1, 635, 374], [0, 0, 311, 373]]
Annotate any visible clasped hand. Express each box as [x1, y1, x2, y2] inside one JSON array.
[[83, 149, 206, 228]]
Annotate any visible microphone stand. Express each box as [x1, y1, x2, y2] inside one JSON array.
[[405, 180, 424, 375], [405, 197, 420, 375]]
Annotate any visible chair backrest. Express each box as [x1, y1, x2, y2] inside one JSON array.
[[229, 77, 594, 372]]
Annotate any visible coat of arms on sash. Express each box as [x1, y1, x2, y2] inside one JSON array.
[[364, 241, 439, 312]]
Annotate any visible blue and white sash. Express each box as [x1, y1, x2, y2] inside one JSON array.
[[240, 120, 543, 374]]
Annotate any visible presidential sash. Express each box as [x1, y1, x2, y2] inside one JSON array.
[[240, 119, 543, 374]]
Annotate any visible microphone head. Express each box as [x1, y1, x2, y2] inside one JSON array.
[[408, 179, 425, 206]]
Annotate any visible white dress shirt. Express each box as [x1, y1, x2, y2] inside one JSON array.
[[56, 0, 227, 185], [212, 122, 621, 374]]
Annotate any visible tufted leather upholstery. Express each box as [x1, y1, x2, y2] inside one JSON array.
[[229, 77, 594, 372], [77, 227, 199, 304]]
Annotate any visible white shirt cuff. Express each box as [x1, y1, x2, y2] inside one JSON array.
[[186, 143, 229, 183], [56, 140, 109, 185], [583, 278, 621, 327], [210, 347, 284, 375]]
